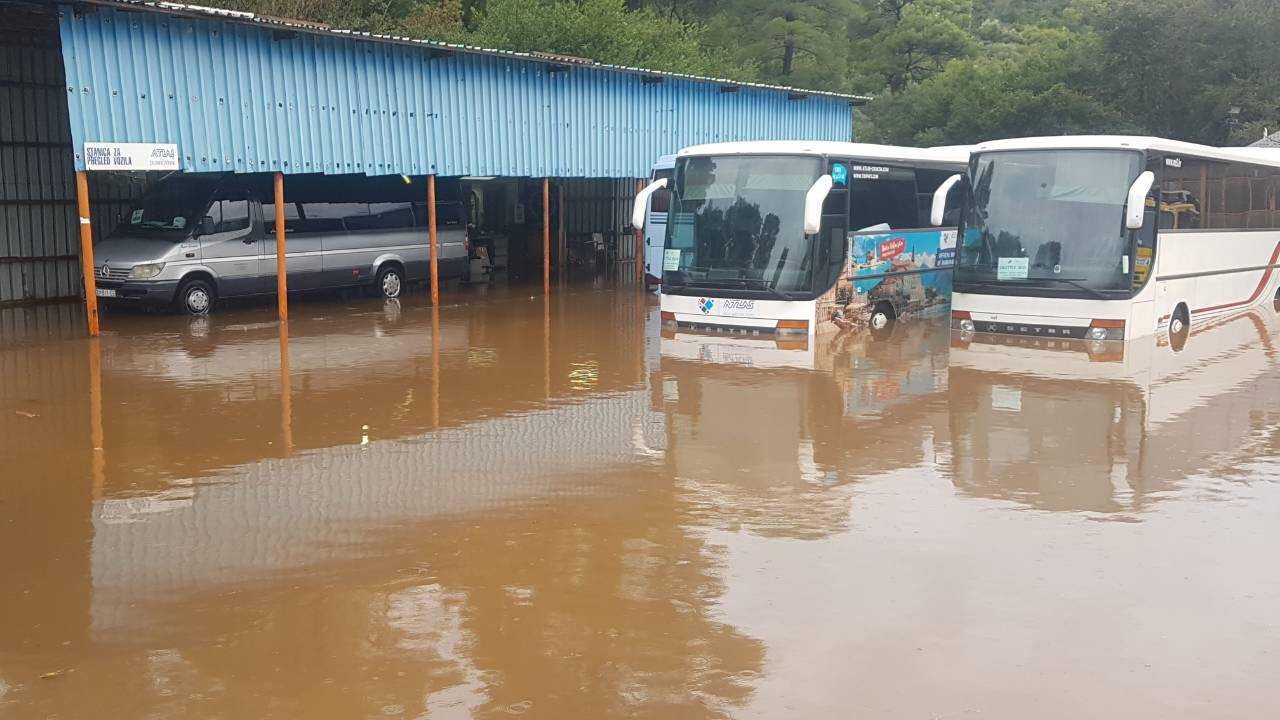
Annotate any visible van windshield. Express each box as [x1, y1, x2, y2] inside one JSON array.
[[114, 178, 218, 239]]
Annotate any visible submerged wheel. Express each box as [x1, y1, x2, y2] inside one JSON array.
[[176, 278, 215, 316], [1169, 304, 1190, 352], [376, 265, 404, 299], [869, 302, 897, 341]]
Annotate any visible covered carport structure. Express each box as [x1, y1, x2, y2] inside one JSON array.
[[3, 0, 864, 334]]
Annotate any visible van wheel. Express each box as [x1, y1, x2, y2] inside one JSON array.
[[1169, 304, 1189, 352], [376, 265, 404, 299], [176, 278, 215, 316]]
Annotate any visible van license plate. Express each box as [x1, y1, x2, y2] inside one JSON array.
[[95, 288, 117, 298]]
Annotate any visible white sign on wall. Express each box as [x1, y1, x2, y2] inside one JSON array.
[[84, 142, 180, 171]]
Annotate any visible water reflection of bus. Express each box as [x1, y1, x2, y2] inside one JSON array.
[[633, 142, 968, 338], [657, 320, 950, 537], [947, 305, 1280, 513]]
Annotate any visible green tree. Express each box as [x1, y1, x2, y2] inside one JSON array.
[[469, 0, 755, 78], [851, 0, 974, 95], [705, 0, 860, 91], [866, 27, 1124, 145]]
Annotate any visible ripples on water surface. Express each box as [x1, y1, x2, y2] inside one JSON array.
[[2, 289, 1278, 718]]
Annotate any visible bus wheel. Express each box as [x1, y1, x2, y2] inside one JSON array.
[[870, 302, 895, 330], [1169, 304, 1190, 352], [869, 302, 896, 340], [1273, 286, 1280, 313], [176, 278, 215, 316]]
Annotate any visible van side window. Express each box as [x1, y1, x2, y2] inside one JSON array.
[[210, 199, 250, 233], [416, 201, 465, 227], [346, 203, 413, 231], [850, 165, 918, 230], [261, 201, 301, 231]]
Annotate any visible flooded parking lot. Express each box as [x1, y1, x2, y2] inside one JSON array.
[[2, 288, 1280, 718]]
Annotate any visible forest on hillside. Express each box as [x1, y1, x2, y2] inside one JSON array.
[[205, 0, 1280, 147]]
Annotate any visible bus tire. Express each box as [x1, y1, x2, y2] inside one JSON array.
[[869, 301, 896, 341], [1169, 303, 1190, 352], [175, 277, 216, 316]]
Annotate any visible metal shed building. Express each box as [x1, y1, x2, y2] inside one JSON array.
[[1, 0, 863, 308]]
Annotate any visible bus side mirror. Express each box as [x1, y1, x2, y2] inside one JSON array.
[[630, 178, 668, 231], [1126, 171, 1155, 230], [930, 174, 963, 227], [803, 174, 834, 235]]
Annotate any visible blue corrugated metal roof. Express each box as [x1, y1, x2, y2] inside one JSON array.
[[58, 2, 857, 178]]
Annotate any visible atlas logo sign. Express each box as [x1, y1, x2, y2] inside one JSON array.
[[696, 298, 756, 316]]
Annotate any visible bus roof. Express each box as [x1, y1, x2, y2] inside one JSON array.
[[651, 154, 676, 170], [676, 141, 971, 166], [973, 135, 1280, 168]]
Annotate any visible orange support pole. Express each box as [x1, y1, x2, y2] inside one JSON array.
[[634, 179, 644, 287], [558, 186, 567, 279], [429, 175, 440, 305], [75, 171, 100, 336], [542, 178, 551, 294], [274, 172, 288, 321]]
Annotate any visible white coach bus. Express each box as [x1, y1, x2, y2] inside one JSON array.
[[634, 141, 969, 338], [932, 136, 1280, 347]]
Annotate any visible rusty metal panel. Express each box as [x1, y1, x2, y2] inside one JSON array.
[[58, 4, 855, 179]]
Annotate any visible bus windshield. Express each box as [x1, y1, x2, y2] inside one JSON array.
[[956, 150, 1142, 296], [664, 155, 821, 295]]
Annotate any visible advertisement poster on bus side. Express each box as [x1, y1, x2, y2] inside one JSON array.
[[815, 228, 955, 336]]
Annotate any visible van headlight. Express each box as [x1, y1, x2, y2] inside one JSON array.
[[128, 263, 165, 279]]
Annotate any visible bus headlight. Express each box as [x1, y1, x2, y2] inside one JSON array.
[[959, 318, 975, 334], [1087, 319, 1125, 341], [128, 263, 166, 279]]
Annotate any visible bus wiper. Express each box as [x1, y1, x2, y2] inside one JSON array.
[[739, 278, 792, 301], [1031, 277, 1112, 301], [972, 277, 1112, 301]]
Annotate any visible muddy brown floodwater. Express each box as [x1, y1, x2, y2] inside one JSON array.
[[2, 285, 1280, 719]]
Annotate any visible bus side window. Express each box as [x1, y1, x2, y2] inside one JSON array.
[[651, 169, 673, 213], [915, 169, 962, 227], [851, 166, 918, 230]]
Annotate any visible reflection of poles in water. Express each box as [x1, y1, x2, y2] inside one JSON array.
[[544, 294, 552, 400], [88, 336, 105, 498], [279, 320, 293, 455], [432, 305, 441, 430]]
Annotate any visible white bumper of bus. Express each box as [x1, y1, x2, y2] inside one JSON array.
[[659, 294, 814, 333], [951, 292, 1132, 326]]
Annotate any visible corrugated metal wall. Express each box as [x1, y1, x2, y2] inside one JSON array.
[[1, 5, 143, 304], [561, 179, 637, 268], [58, 5, 854, 179]]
